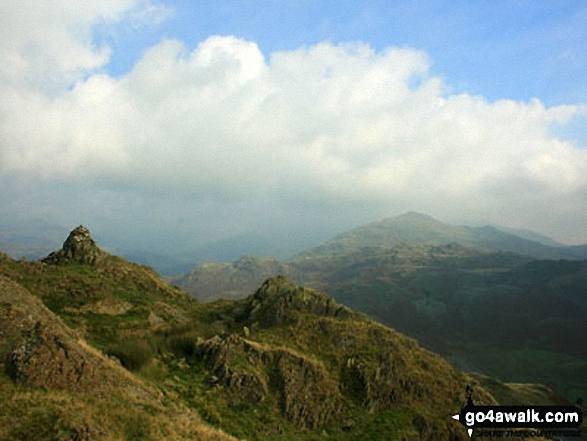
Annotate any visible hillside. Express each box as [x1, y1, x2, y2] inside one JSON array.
[[175, 246, 587, 403], [170, 214, 587, 403], [0, 226, 523, 440], [489, 224, 564, 247], [290, 243, 587, 402], [168, 255, 303, 302], [174, 212, 579, 302], [0, 275, 235, 441], [295, 212, 587, 260]]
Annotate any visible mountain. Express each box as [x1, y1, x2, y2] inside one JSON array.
[[175, 212, 584, 301], [2, 226, 539, 440], [490, 224, 564, 247], [171, 212, 570, 301], [116, 231, 325, 277], [566, 244, 587, 259], [289, 242, 587, 401], [170, 213, 587, 401], [295, 211, 587, 260], [168, 255, 303, 301]]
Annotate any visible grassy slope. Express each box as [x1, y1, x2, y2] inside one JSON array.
[[1, 250, 488, 440], [290, 245, 587, 401], [0, 268, 234, 441], [4, 236, 581, 440]]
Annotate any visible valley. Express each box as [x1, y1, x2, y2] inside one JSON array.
[[4, 224, 580, 439], [172, 213, 587, 405]]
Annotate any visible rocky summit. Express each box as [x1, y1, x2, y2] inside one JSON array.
[[42, 225, 104, 265], [238, 275, 356, 327]]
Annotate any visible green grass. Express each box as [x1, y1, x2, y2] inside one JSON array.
[[106, 337, 156, 371], [302, 248, 587, 405], [451, 343, 587, 402], [0, 252, 531, 440]]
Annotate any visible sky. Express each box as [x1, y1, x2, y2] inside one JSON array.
[[1, 0, 587, 256]]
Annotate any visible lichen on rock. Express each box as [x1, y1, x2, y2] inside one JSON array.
[[1, 275, 142, 393], [239, 275, 356, 327], [194, 333, 342, 429], [42, 225, 105, 265]]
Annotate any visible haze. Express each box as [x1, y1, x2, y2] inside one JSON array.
[[1, 0, 587, 257]]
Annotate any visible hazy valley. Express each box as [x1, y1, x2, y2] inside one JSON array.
[[170, 213, 587, 405], [3, 219, 585, 439]]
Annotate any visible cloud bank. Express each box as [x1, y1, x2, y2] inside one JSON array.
[[2, 2, 587, 248]]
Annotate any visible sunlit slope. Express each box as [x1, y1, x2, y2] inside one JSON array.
[[0, 272, 234, 441], [291, 242, 587, 401], [0, 226, 518, 440]]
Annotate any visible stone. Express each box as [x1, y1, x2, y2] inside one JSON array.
[[42, 225, 105, 266]]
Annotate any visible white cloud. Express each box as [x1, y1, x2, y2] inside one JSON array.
[[1, 6, 587, 244], [0, 0, 171, 91], [128, 1, 175, 29]]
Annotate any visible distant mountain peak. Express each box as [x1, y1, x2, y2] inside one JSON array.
[[294, 210, 586, 261], [42, 225, 105, 265], [396, 211, 436, 220], [391, 211, 446, 225]]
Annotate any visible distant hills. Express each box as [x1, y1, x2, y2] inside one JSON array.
[[0, 225, 319, 276], [1, 225, 534, 440], [3, 212, 587, 276], [173, 211, 587, 305], [168, 255, 304, 302], [488, 224, 564, 247], [2, 223, 585, 438], [286, 214, 587, 401], [291, 243, 587, 400], [170, 212, 587, 403], [296, 211, 587, 260], [0, 219, 64, 260]]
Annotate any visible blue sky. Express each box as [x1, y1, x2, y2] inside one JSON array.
[[104, 1, 587, 107], [102, 0, 587, 146], [1, 0, 587, 255]]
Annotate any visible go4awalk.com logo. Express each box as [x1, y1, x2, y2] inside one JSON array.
[[451, 386, 584, 438]]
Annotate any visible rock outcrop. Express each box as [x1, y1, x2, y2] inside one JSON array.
[[238, 275, 356, 327], [169, 255, 304, 302], [189, 276, 497, 438], [1, 275, 142, 392], [194, 333, 341, 429], [42, 225, 104, 265]]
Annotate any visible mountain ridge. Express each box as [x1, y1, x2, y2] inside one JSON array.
[[294, 211, 587, 260], [0, 225, 517, 440], [169, 214, 587, 404], [4, 212, 587, 276], [174, 211, 587, 304]]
